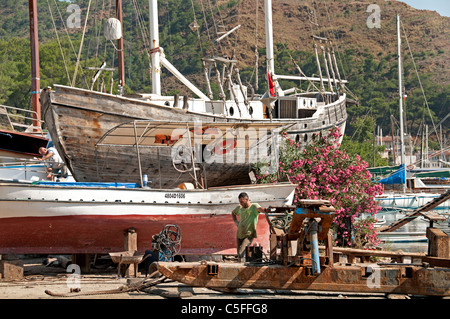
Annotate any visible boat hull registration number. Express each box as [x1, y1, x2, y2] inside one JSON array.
[[164, 193, 186, 199]]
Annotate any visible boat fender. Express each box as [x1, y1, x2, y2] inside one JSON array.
[[104, 18, 122, 41], [154, 134, 182, 145], [178, 182, 195, 190]]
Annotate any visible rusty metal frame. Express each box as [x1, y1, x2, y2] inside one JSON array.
[[155, 198, 450, 297], [156, 261, 450, 296]]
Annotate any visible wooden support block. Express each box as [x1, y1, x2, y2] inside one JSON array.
[[0, 260, 23, 281], [72, 254, 91, 273], [124, 228, 138, 251], [325, 234, 334, 266], [124, 228, 139, 277], [348, 254, 355, 264], [426, 227, 449, 258], [269, 234, 278, 260], [282, 235, 288, 266]]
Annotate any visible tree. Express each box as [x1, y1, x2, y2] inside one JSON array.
[[341, 117, 388, 167]]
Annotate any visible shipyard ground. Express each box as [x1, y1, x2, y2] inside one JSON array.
[[0, 257, 447, 300]]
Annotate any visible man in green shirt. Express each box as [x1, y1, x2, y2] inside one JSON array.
[[232, 192, 267, 262]]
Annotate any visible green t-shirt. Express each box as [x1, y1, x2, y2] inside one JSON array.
[[233, 203, 261, 239]]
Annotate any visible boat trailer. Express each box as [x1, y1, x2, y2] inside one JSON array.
[[156, 200, 450, 297]]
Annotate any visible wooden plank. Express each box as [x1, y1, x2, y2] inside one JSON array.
[[422, 256, 450, 268], [319, 245, 426, 258], [297, 199, 331, 206], [420, 211, 447, 222]]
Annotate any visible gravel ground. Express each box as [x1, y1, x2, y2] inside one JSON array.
[[0, 257, 406, 300], [2, 257, 440, 318]]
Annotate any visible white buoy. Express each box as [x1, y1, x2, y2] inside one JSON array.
[[104, 18, 122, 41]]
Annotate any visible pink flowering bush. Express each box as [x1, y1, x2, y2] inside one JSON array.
[[256, 126, 383, 248], [353, 217, 379, 249]]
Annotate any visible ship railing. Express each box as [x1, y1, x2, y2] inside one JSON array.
[[0, 104, 44, 136], [0, 156, 48, 179]]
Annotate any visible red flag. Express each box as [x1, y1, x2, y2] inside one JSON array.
[[268, 72, 275, 97]]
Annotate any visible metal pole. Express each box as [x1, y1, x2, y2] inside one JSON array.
[[397, 15, 406, 192], [264, 0, 275, 77], [133, 121, 144, 187], [186, 123, 198, 187], [28, 0, 41, 131], [263, 0, 283, 97], [314, 44, 325, 93], [309, 220, 321, 274], [391, 115, 397, 165], [149, 0, 161, 95], [116, 0, 125, 94]]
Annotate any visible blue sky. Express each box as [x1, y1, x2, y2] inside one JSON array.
[[399, 0, 450, 17]]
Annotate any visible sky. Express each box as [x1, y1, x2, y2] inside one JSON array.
[[398, 0, 450, 17]]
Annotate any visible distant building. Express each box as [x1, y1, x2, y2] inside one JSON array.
[[378, 135, 416, 167], [377, 134, 449, 168]]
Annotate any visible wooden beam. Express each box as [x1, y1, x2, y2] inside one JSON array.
[[319, 245, 426, 258]]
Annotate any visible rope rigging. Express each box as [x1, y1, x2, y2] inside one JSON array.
[[400, 19, 443, 152], [46, 0, 71, 85]]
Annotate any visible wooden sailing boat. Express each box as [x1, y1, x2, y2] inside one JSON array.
[[41, 0, 348, 188]]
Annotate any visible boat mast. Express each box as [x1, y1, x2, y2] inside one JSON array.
[[147, 0, 209, 100], [28, 0, 40, 131], [116, 0, 125, 94], [149, 0, 161, 95], [397, 15, 406, 192], [263, 0, 282, 97]]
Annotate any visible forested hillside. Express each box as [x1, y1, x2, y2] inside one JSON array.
[[0, 0, 448, 165]]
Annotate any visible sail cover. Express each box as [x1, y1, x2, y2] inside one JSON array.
[[379, 164, 406, 185]]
